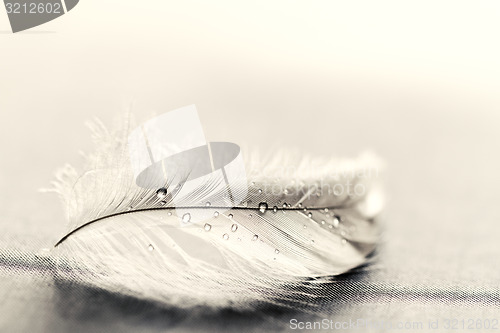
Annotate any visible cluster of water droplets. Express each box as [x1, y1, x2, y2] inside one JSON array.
[[148, 184, 350, 256], [200, 212, 260, 244]]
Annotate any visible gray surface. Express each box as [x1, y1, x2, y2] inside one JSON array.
[[1, 1, 500, 332]]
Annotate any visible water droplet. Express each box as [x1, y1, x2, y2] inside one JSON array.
[[204, 223, 212, 231], [258, 189, 263, 194], [127, 206, 133, 211], [342, 239, 347, 245], [251, 182, 256, 186], [228, 214, 233, 219], [213, 211, 219, 217], [259, 202, 268, 213], [332, 218, 339, 228], [156, 187, 167, 199], [160, 200, 167, 206], [237, 237, 241, 241], [275, 249, 280, 254], [223, 233, 229, 240], [167, 211, 172, 216], [311, 240, 315, 244], [182, 213, 191, 223], [284, 188, 289, 195], [298, 203, 303, 208], [248, 214, 253, 217], [303, 225, 307, 229], [148, 244, 154, 251], [273, 206, 278, 213], [321, 220, 325, 225], [282, 203, 287, 208], [231, 224, 238, 232], [328, 225, 333, 229], [252, 235, 259, 241], [206, 202, 211, 207], [324, 208, 329, 212], [307, 212, 313, 218]]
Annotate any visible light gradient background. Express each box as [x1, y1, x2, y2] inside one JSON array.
[[1, 1, 499, 332]]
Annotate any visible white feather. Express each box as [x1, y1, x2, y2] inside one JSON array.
[[47, 116, 384, 310]]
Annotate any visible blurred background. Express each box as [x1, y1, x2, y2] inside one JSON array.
[[1, 1, 499, 331]]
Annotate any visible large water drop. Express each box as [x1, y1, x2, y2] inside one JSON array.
[[156, 187, 167, 199], [259, 202, 268, 213]]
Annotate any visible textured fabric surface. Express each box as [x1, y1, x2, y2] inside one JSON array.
[[1, 80, 499, 333], [1, 109, 500, 330], [1, 227, 499, 332]]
